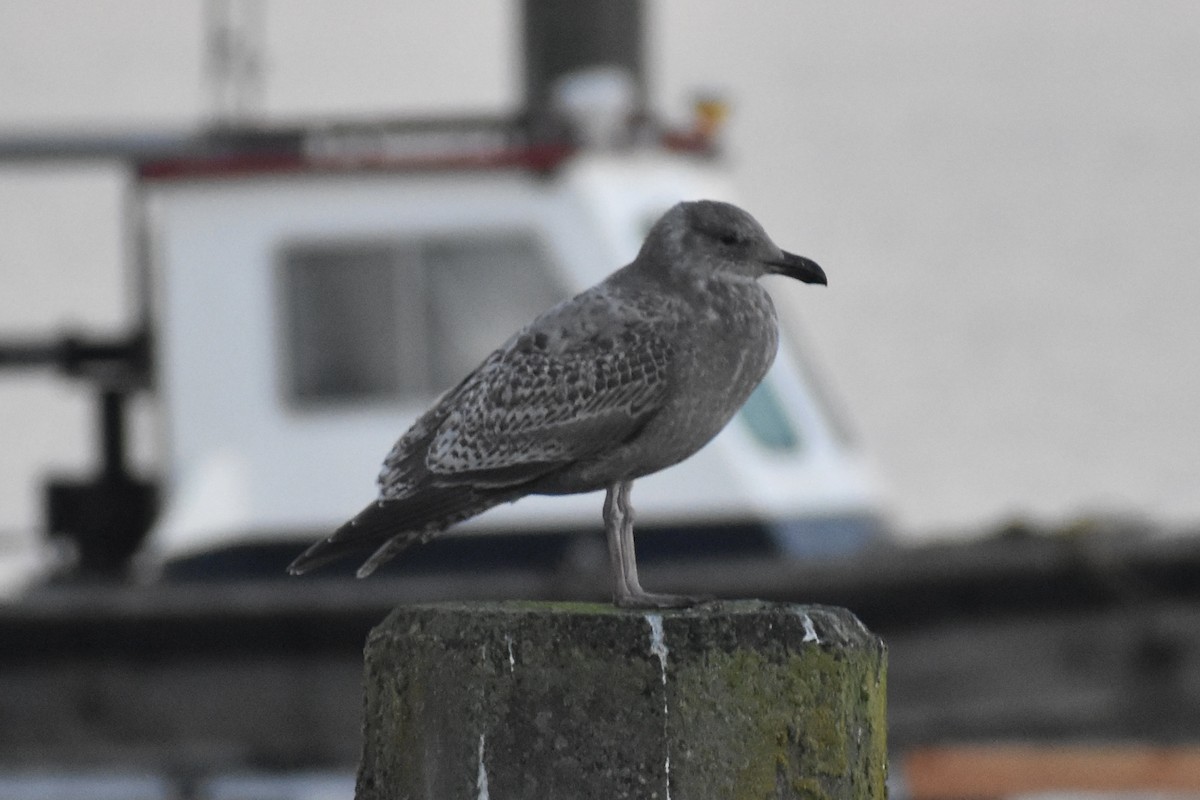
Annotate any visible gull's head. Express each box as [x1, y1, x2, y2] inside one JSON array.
[[640, 200, 827, 287]]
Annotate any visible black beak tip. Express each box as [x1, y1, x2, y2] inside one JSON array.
[[774, 251, 827, 286]]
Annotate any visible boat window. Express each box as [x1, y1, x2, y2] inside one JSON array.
[[738, 380, 802, 453], [278, 232, 565, 406], [425, 235, 564, 388], [281, 244, 418, 403]]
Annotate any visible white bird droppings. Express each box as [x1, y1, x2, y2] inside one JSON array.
[[645, 613, 671, 800], [802, 613, 821, 644], [646, 613, 669, 670], [476, 733, 489, 800]]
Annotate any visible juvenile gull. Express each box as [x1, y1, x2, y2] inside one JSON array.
[[288, 200, 827, 607]]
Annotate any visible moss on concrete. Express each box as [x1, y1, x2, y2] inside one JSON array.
[[356, 601, 886, 800]]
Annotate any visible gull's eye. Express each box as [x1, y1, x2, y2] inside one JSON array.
[[718, 232, 741, 246]]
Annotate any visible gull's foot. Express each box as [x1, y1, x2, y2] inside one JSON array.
[[613, 589, 711, 609]]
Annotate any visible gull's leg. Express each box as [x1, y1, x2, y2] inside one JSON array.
[[609, 480, 698, 609], [603, 482, 634, 600]]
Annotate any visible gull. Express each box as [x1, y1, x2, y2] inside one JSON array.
[[288, 200, 827, 607]]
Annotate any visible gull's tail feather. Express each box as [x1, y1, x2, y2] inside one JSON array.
[[286, 486, 509, 577]]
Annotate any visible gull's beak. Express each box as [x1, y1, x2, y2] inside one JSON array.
[[767, 251, 827, 285]]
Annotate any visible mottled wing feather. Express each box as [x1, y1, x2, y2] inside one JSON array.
[[427, 333, 672, 481], [375, 360, 494, 496], [377, 302, 677, 496]]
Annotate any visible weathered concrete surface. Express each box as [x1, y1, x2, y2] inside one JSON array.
[[356, 600, 887, 799]]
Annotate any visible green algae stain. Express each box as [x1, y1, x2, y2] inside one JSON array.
[[862, 653, 890, 794], [670, 645, 884, 799]]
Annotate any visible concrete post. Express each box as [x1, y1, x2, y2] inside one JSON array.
[[356, 601, 887, 799]]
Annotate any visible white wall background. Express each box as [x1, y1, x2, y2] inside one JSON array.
[[1, 1, 1198, 550]]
